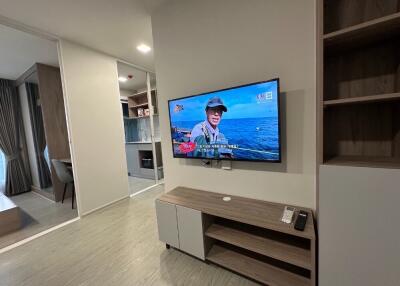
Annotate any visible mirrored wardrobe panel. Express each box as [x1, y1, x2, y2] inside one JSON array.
[[117, 62, 163, 195]]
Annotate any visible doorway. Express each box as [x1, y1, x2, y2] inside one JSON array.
[[0, 23, 77, 249], [117, 62, 163, 195]]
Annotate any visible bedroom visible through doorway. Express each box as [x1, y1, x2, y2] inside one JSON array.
[[0, 23, 78, 249]]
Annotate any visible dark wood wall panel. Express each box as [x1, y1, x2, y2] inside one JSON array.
[[324, 40, 400, 100], [36, 64, 71, 202], [324, 0, 400, 33], [393, 104, 400, 157], [397, 57, 400, 91]]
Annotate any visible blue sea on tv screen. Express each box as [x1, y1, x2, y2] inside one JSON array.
[[171, 117, 279, 160]]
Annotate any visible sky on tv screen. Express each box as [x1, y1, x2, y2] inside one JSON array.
[[169, 81, 279, 122]]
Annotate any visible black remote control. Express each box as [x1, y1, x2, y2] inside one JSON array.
[[294, 211, 308, 231]]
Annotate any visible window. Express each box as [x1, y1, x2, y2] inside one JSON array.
[[44, 145, 51, 170], [0, 150, 5, 189]]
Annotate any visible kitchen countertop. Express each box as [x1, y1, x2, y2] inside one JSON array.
[[126, 140, 161, 144]]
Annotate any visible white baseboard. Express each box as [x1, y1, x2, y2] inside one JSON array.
[[130, 182, 164, 198], [81, 195, 129, 217]]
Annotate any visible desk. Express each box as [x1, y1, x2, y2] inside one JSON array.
[[59, 158, 73, 171], [59, 158, 72, 165]]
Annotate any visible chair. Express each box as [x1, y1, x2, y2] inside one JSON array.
[[51, 159, 75, 209]]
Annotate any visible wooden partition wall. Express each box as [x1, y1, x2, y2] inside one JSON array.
[[36, 63, 71, 202]]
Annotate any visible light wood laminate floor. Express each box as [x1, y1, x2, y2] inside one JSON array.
[[128, 176, 156, 195], [0, 185, 258, 286], [0, 192, 78, 249]]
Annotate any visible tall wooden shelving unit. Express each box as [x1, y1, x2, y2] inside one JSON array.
[[318, 1, 400, 169], [127, 89, 158, 119]]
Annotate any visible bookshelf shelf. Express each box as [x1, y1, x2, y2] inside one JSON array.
[[323, 92, 400, 107], [324, 12, 400, 52]]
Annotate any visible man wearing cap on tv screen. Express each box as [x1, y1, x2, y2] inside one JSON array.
[[189, 97, 233, 159]]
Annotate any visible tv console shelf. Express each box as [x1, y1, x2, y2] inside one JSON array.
[[155, 187, 316, 286]]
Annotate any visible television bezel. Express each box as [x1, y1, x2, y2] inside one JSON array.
[[167, 78, 282, 163]]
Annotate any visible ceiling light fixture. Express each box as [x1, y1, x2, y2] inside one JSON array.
[[137, 44, 151, 53], [118, 76, 127, 82]]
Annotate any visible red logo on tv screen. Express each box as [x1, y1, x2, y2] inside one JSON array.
[[179, 142, 196, 153]]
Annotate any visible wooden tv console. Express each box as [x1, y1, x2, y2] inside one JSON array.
[[155, 187, 316, 286]]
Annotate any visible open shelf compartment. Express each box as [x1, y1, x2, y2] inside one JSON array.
[[207, 243, 311, 286], [204, 215, 314, 286], [324, 12, 400, 52], [127, 90, 158, 118], [323, 0, 400, 34], [323, 101, 400, 167], [205, 217, 312, 270], [324, 39, 400, 102]]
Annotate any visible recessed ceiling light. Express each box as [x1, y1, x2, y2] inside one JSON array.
[[137, 44, 151, 53], [118, 76, 127, 82]]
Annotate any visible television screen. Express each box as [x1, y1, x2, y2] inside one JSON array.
[[168, 78, 281, 162]]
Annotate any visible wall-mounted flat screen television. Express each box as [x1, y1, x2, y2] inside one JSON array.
[[168, 78, 281, 162]]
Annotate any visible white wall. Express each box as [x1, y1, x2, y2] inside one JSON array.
[[18, 83, 40, 188], [58, 40, 129, 215], [152, 0, 316, 208]]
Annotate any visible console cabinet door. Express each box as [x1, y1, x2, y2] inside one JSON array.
[[176, 205, 205, 260], [155, 200, 179, 248]]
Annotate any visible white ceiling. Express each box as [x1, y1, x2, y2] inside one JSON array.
[[117, 62, 147, 91], [0, 24, 59, 80], [0, 0, 167, 71]]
